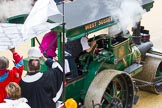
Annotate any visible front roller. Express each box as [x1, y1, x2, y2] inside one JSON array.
[[134, 53, 162, 94], [84, 69, 134, 108]]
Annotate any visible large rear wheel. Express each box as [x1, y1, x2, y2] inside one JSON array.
[[84, 69, 134, 108]]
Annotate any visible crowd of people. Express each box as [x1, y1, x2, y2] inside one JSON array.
[[0, 46, 63, 108], [0, 30, 96, 108]]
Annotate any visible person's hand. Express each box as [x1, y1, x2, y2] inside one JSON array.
[[86, 40, 96, 53], [40, 55, 47, 62], [91, 40, 96, 47], [9, 48, 16, 53]]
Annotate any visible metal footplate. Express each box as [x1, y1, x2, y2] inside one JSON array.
[[124, 63, 143, 76]]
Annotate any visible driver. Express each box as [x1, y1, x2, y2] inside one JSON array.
[[65, 35, 96, 78]]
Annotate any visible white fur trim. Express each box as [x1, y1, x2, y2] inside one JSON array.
[[52, 62, 63, 72], [81, 37, 90, 51], [22, 72, 43, 83], [53, 83, 63, 102]]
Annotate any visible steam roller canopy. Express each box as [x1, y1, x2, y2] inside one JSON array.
[[84, 69, 134, 108], [134, 53, 162, 94]]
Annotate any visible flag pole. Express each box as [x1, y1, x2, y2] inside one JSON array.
[[62, 0, 66, 104]]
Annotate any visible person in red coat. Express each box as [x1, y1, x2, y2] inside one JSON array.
[[0, 48, 24, 103]]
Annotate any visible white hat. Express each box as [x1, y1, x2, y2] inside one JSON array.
[[28, 47, 42, 59]]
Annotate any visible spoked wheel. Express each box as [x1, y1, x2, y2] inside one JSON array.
[[84, 69, 134, 108], [101, 75, 131, 108]]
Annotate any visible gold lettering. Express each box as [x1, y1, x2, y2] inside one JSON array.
[[98, 17, 111, 25], [85, 22, 97, 30], [85, 17, 111, 30]]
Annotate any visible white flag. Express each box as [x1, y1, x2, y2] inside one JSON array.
[[22, 0, 61, 38], [0, 22, 60, 51]]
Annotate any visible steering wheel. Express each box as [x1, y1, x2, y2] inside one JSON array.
[[88, 34, 109, 54]]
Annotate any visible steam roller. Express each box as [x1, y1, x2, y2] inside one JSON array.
[[134, 52, 162, 94], [84, 69, 134, 108]]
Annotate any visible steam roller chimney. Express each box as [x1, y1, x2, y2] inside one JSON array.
[[132, 22, 141, 45]]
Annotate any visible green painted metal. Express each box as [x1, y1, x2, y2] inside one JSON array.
[[66, 17, 116, 41], [23, 58, 48, 72], [130, 65, 143, 77], [143, 1, 154, 12], [103, 92, 112, 104], [81, 61, 105, 100], [7, 14, 57, 24], [7, 14, 28, 24], [57, 32, 62, 62], [31, 38, 35, 47], [110, 38, 131, 60], [65, 76, 86, 102]]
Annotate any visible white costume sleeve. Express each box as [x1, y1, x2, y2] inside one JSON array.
[[80, 37, 90, 51]]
